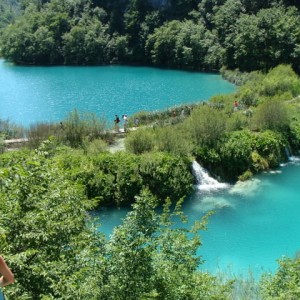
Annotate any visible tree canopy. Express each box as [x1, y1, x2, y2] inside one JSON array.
[[1, 0, 300, 72]]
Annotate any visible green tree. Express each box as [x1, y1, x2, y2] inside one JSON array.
[[227, 6, 300, 71], [100, 190, 232, 300], [0, 141, 103, 299]]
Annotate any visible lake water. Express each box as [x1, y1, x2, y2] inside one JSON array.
[[3, 58, 299, 279], [0, 59, 234, 127], [97, 158, 300, 279]]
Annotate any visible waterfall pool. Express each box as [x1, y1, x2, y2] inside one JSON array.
[[96, 158, 300, 279]]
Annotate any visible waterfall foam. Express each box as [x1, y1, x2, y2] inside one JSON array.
[[192, 161, 229, 191]]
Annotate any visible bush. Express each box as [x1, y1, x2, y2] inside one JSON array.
[[238, 169, 253, 181], [252, 100, 289, 132], [83, 138, 108, 155], [253, 130, 286, 168], [0, 118, 25, 139], [154, 125, 193, 156], [0, 134, 5, 154], [260, 257, 300, 300], [125, 127, 155, 154], [61, 110, 107, 148], [27, 122, 58, 149], [139, 152, 193, 202], [184, 105, 226, 147], [219, 130, 254, 181]]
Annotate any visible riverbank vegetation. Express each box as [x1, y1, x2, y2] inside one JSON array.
[[1, 141, 300, 299], [1, 0, 300, 73], [1, 64, 300, 298]]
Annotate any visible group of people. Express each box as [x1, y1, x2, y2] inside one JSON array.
[[114, 114, 139, 132]]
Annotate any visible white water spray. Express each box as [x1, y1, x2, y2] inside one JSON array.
[[192, 161, 228, 191]]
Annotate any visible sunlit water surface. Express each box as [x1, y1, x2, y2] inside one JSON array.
[[96, 159, 300, 279], [0, 59, 234, 127]]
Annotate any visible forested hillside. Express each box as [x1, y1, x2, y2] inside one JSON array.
[[0, 0, 20, 27], [1, 0, 300, 73]]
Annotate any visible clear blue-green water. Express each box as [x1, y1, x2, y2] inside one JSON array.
[[0, 59, 234, 127], [3, 58, 299, 279], [96, 159, 300, 279]]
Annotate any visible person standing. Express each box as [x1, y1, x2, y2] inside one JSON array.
[[0, 255, 14, 300], [122, 114, 128, 132], [114, 115, 120, 132], [233, 100, 239, 112]]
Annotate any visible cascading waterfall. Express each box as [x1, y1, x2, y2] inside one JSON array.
[[283, 146, 300, 163], [192, 160, 228, 191]]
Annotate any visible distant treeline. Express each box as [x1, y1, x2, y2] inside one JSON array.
[[1, 0, 300, 72]]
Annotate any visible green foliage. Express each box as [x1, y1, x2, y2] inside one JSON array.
[[252, 100, 289, 132], [219, 130, 254, 180], [2, 0, 300, 72], [0, 142, 103, 299], [218, 129, 286, 180], [0, 146, 232, 299], [60, 109, 107, 147], [83, 138, 108, 155], [100, 190, 232, 300], [125, 127, 155, 154], [238, 169, 253, 181], [184, 105, 226, 147], [252, 130, 286, 168], [260, 257, 300, 299], [0, 118, 25, 139], [226, 112, 248, 132], [289, 120, 300, 149], [55, 149, 193, 206], [139, 152, 194, 202], [27, 122, 58, 149], [146, 20, 223, 70], [0, 0, 20, 29], [154, 125, 193, 156], [227, 6, 300, 72], [0, 134, 5, 154]]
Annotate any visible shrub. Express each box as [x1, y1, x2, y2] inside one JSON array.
[[83, 138, 108, 155], [184, 105, 226, 147], [61, 110, 107, 148], [27, 122, 58, 149], [0, 119, 25, 139], [251, 151, 269, 172], [238, 170, 253, 181], [253, 130, 286, 168], [252, 100, 289, 132], [260, 257, 300, 299], [259, 65, 300, 98], [139, 152, 193, 202], [154, 125, 193, 156], [125, 127, 155, 154], [219, 130, 254, 181]]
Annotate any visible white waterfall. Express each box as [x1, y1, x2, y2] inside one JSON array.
[[282, 146, 300, 164], [192, 160, 228, 191]]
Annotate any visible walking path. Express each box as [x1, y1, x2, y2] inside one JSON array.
[[4, 138, 29, 145]]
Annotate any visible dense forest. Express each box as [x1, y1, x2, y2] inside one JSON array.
[[1, 0, 300, 72]]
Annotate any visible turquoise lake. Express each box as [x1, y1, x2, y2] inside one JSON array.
[[1, 58, 300, 279], [97, 158, 300, 279], [0, 59, 234, 127]]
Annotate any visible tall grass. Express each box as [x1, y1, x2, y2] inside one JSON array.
[[25, 110, 111, 149], [0, 118, 25, 139]]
